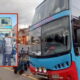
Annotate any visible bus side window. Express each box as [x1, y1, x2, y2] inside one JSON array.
[[76, 29, 80, 55], [72, 18, 80, 56]]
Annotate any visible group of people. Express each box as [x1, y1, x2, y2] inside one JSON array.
[[2, 33, 16, 66]]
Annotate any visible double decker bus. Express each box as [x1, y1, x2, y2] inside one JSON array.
[[29, 0, 80, 80]]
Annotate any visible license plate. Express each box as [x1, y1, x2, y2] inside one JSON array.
[[53, 74, 60, 79], [52, 74, 63, 79]]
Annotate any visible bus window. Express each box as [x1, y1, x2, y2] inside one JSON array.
[[29, 27, 41, 56], [41, 17, 70, 56], [59, 0, 64, 8], [32, 0, 69, 25], [77, 29, 80, 43], [74, 29, 80, 55], [77, 29, 80, 55], [72, 18, 80, 55]]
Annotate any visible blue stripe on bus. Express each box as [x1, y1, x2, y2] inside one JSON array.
[[30, 10, 70, 31], [53, 10, 70, 19]]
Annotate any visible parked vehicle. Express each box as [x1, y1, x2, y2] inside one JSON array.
[[29, 0, 80, 80]]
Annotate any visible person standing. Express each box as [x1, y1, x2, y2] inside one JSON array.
[[2, 34, 13, 66], [12, 40, 16, 62]]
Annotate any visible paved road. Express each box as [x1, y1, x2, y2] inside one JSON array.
[[0, 67, 32, 80], [0, 67, 48, 80]]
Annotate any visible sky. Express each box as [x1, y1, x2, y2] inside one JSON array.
[[0, 0, 44, 29]]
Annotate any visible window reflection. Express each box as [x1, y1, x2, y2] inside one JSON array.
[[32, 0, 69, 25], [41, 17, 70, 56], [29, 27, 41, 56]]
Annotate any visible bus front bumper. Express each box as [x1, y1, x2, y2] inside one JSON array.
[[29, 61, 78, 80]]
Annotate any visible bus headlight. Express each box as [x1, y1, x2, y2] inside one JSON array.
[[35, 68, 38, 72], [39, 68, 42, 72], [43, 68, 47, 73]]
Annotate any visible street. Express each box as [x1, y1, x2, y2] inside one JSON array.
[[0, 67, 34, 80], [0, 67, 47, 80]]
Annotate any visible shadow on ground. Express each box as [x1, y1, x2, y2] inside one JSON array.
[[38, 78, 48, 80]]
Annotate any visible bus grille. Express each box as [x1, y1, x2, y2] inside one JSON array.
[[54, 61, 70, 70]]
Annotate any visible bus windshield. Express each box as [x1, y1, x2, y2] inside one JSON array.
[[41, 17, 70, 56], [29, 17, 71, 57], [32, 0, 69, 25]]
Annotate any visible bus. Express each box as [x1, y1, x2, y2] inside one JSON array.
[[29, 0, 80, 80]]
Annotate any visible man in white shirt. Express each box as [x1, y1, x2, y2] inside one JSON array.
[[2, 34, 13, 66]]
